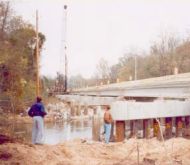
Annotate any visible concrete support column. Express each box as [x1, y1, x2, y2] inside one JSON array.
[[83, 106, 88, 116], [130, 120, 138, 137], [75, 105, 80, 116], [92, 115, 101, 141], [70, 105, 76, 116], [93, 107, 97, 115], [143, 119, 150, 138], [176, 117, 183, 137], [165, 117, 172, 139], [116, 120, 125, 142]]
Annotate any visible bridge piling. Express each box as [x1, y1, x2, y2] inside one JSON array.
[[92, 114, 101, 141], [70, 105, 76, 116], [116, 120, 125, 142], [184, 116, 190, 137], [176, 117, 183, 137], [165, 117, 173, 139], [143, 119, 151, 138], [76, 105, 81, 116], [153, 119, 161, 139]]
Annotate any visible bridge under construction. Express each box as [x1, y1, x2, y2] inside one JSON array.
[[56, 72, 190, 142]]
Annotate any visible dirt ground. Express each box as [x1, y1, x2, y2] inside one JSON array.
[[0, 136, 190, 165]]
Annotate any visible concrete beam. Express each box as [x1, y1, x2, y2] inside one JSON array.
[[111, 100, 190, 120], [56, 95, 116, 105]]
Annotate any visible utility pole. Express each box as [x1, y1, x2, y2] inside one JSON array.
[[36, 10, 40, 96], [64, 5, 68, 92]]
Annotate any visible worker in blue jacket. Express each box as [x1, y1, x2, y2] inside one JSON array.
[[28, 96, 47, 144]]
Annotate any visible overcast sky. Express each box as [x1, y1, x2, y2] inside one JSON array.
[[13, 0, 190, 78]]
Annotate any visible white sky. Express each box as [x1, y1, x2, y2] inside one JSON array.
[[13, 0, 190, 78]]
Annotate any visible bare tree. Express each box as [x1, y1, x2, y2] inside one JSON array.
[[0, 1, 11, 39], [95, 58, 111, 84], [150, 33, 179, 76]]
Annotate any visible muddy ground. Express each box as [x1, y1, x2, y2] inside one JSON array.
[[0, 135, 190, 165]]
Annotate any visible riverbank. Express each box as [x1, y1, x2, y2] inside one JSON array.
[[1, 135, 190, 165], [7, 115, 91, 124], [8, 115, 54, 124]]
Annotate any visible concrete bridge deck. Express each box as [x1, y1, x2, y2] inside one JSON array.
[[71, 72, 190, 98]]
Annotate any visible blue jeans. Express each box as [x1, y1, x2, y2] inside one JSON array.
[[32, 116, 44, 144], [104, 123, 111, 144]]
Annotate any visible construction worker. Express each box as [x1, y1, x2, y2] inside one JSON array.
[[103, 105, 113, 144]]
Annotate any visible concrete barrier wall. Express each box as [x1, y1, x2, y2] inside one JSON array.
[[111, 100, 190, 120]]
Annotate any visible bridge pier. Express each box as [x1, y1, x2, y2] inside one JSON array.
[[115, 120, 125, 142], [70, 104, 76, 116], [83, 106, 88, 116], [129, 120, 133, 138], [76, 105, 82, 116], [92, 106, 103, 141], [143, 119, 151, 138], [93, 107, 97, 115], [165, 117, 173, 139], [176, 117, 183, 137], [153, 119, 160, 139], [184, 116, 190, 137], [185, 116, 190, 128], [130, 120, 139, 138]]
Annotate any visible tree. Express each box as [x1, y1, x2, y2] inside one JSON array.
[[150, 33, 179, 76], [0, 1, 11, 39], [175, 39, 190, 73], [95, 58, 111, 84], [0, 0, 46, 113], [110, 64, 120, 83], [115, 53, 139, 81], [69, 74, 86, 89]]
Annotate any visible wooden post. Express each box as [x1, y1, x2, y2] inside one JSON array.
[[176, 117, 183, 137], [165, 117, 172, 139], [35, 10, 40, 96], [116, 120, 125, 142]]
